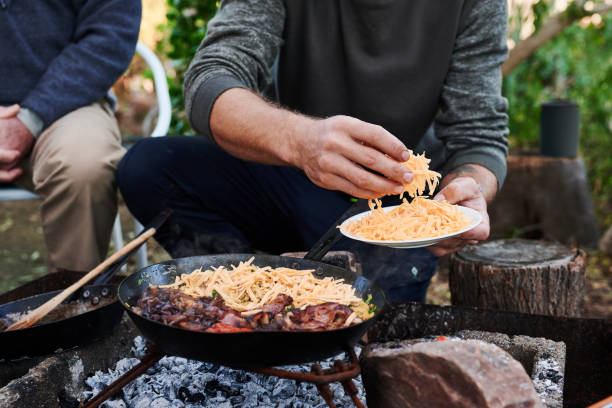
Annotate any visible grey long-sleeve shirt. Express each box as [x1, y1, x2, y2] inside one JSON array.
[[184, 0, 509, 187]]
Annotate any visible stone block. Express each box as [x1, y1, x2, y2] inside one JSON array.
[[361, 338, 543, 408]]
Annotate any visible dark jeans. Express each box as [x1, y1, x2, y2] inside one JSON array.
[[117, 136, 437, 302]]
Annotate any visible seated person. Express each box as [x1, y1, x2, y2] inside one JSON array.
[[118, 0, 509, 302], [0, 0, 141, 272]]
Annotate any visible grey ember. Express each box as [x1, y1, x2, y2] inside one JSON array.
[[83, 336, 366, 407]]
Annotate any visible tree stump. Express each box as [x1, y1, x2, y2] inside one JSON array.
[[449, 239, 586, 317], [488, 154, 599, 248]]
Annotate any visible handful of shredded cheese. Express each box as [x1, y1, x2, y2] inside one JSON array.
[[341, 150, 472, 241], [160, 257, 373, 320], [398, 151, 441, 198]]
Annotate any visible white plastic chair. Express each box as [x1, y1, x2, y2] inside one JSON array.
[[0, 41, 171, 270]]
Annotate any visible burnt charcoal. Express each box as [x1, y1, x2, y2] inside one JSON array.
[[545, 370, 563, 384], [272, 380, 297, 399], [177, 386, 206, 403], [232, 371, 250, 384], [85, 336, 366, 407], [100, 401, 127, 408], [149, 397, 171, 408], [129, 393, 155, 408], [204, 379, 220, 396]]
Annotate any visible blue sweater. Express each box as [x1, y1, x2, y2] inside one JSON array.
[[0, 0, 141, 128]]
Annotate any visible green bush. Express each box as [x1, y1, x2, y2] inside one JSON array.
[[161, 0, 611, 226], [504, 7, 612, 227], [160, 0, 218, 134]]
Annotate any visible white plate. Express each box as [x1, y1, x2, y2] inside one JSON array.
[[338, 204, 482, 249]]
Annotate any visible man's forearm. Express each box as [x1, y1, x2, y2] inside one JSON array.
[[209, 88, 309, 167], [440, 163, 498, 203], [208, 87, 413, 198]]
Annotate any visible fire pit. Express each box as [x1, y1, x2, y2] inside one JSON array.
[[0, 262, 609, 407], [2, 302, 607, 407], [81, 329, 565, 407]]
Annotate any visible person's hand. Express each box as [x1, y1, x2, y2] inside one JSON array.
[[0, 104, 20, 119], [427, 176, 490, 256], [295, 115, 414, 198], [0, 149, 23, 182], [0, 104, 35, 182]]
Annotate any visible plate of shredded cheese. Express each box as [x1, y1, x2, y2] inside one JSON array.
[[338, 198, 482, 248], [337, 149, 482, 248]]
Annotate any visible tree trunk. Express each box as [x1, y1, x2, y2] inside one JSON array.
[[449, 239, 586, 317], [488, 154, 599, 248]]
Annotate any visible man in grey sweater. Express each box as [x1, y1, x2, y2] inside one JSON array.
[[118, 0, 509, 301]]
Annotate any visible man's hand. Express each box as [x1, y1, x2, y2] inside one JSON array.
[[295, 116, 413, 199], [0, 104, 35, 182], [210, 89, 413, 199], [427, 164, 497, 257]]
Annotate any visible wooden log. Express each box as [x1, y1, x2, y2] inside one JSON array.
[[488, 154, 599, 248], [598, 223, 612, 257], [449, 239, 586, 317]]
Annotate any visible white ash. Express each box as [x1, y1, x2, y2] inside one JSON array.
[[532, 355, 563, 406], [83, 336, 366, 408]]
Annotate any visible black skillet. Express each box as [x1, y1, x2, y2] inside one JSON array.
[[118, 200, 388, 368], [0, 210, 171, 360]]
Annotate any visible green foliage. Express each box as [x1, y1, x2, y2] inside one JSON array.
[[503, 7, 612, 226], [160, 0, 219, 134]]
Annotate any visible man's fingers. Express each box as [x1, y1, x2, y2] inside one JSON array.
[[340, 117, 410, 162], [433, 177, 481, 204], [317, 172, 380, 199], [0, 149, 21, 163], [0, 104, 20, 119], [341, 140, 413, 186], [429, 244, 467, 257], [458, 221, 489, 241], [430, 237, 464, 250], [322, 155, 404, 196], [0, 167, 22, 183]]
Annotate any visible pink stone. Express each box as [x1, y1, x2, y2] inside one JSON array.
[[361, 339, 543, 408]]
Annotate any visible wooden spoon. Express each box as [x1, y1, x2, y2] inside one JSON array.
[[5, 227, 157, 331]]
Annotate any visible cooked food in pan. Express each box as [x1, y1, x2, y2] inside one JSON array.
[[131, 258, 375, 332], [0, 297, 115, 331]]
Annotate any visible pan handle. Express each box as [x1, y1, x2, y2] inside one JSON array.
[[92, 209, 173, 285], [303, 200, 369, 262]]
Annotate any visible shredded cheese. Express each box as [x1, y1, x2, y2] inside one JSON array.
[[341, 150, 472, 241], [399, 151, 441, 198], [342, 196, 472, 241]]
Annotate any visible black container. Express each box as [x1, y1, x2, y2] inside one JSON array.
[[540, 100, 580, 158]]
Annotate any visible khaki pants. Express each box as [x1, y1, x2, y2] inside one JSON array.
[[15, 101, 125, 271]]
